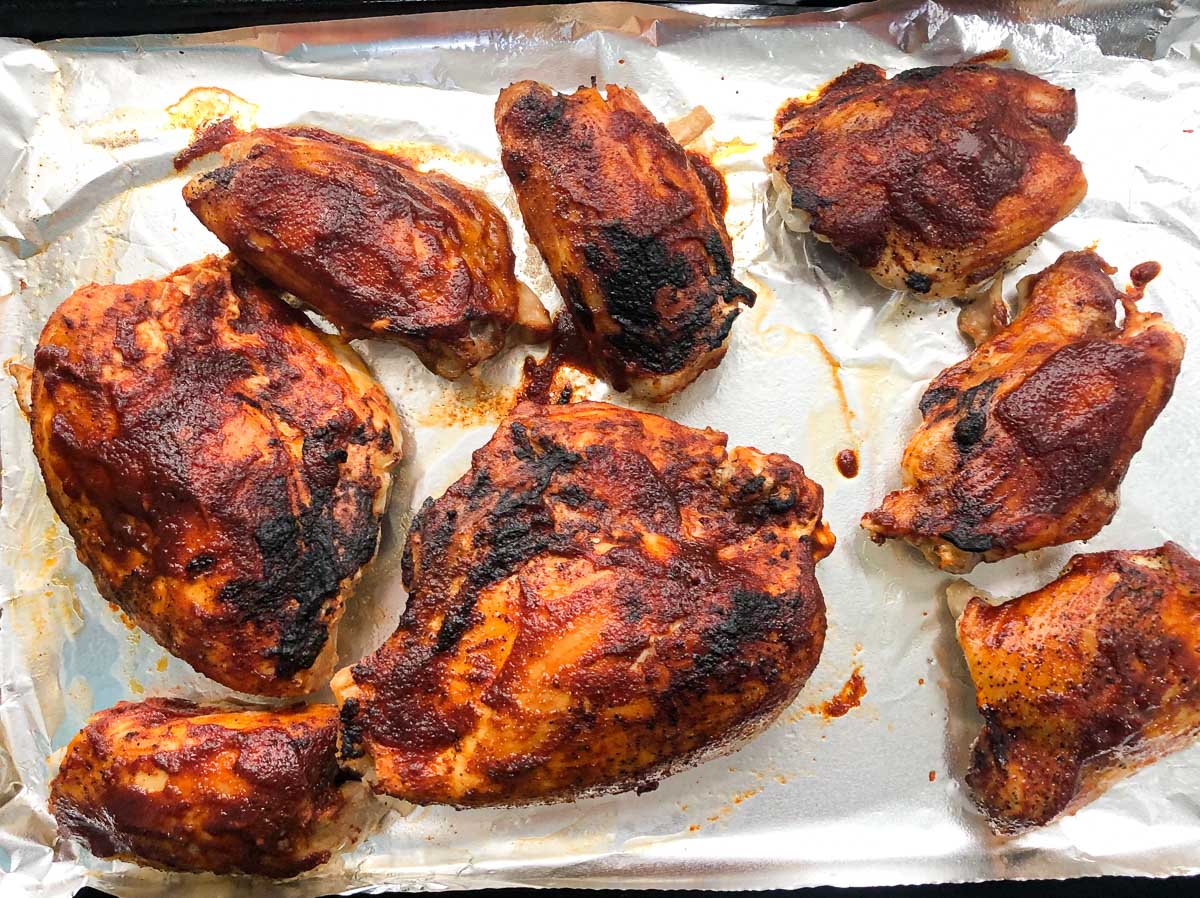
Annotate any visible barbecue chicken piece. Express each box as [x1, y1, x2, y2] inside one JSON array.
[[768, 62, 1087, 298], [957, 542, 1200, 833], [183, 126, 550, 379], [50, 698, 365, 876], [29, 255, 402, 695], [495, 82, 755, 401], [333, 400, 832, 806], [862, 250, 1183, 572]]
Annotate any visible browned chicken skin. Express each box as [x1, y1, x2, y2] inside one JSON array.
[[862, 250, 1184, 572], [333, 400, 832, 806], [183, 126, 550, 379], [495, 82, 755, 401], [957, 542, 1200, 833], [50, 699, 364, 876], [768, 63, 1087, 298], [29, 256, 402, 695]]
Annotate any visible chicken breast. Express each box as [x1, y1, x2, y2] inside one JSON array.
[[768, 62, 1087, 298], [50, 699, 365, 876], [958, 542, 1200, 833], [495, 82, 756, 401], [862, 250, 1183, 572], [333, 400, 832, 806], [183, 126, 550, 379], [30, 255, 402, 695]]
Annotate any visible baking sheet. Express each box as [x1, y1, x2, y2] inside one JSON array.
[[2, 1, 1200, 893]]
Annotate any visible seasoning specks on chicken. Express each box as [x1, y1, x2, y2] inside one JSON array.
[[957, 542, 1200, 833], [862, 250, 1184, 572], [495, 82, 755, 401], [50, 699, 365, 877], [29, 255, 402, 695], [333, 400, 832, 806], [183, 126, 551, 379], [768, 62, 1087, 298]]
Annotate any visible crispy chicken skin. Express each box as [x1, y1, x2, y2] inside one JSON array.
[[333, 401, 832, 806], [768, 63, 1087, 298], [183, 126, 550, 379], [495, 82, 755, 401], [30, 255, 402, 695], [958, 543, 1200, 833], [862, 251, 1184, 572], [50, 699, 364, 877]]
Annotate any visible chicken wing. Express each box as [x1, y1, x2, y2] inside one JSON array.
[[50, 699, 365, 876], [768, 63, 1086, 298], [862, 250, 1183, 572], [30, 255, 402, 695], [333, 400, 832, 806], [495, 82, 755, 401], [956, 542, 1200, 833], [183, 126, 550, 379]]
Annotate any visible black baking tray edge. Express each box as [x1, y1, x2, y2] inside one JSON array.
[[3, 0, 1197, 895]]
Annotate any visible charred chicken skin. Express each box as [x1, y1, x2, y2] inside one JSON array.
[[333, 400, 832, 806], [183, 126, 551, 379], [862, 250, 1184, 572], [768, 63, 1087, 298], [957, 542, 1200, 833], [50, 699, 363, 876], [495, 82, 755, 401], [30, 256, 402, 695]]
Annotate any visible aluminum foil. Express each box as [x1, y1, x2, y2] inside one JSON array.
[[2, 1, 1200, 893]]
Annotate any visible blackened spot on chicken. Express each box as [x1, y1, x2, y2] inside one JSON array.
[[435, 595, 482, 653], [703, 230, 756, 307], [906, 272, 933, 294], [512, 90, 567, 133], [953, 378, 1000, 455], [919, 384, 958, 416], [221, 492, 346, 678], [941, 523, 994, 554], [338, 698, 365, 759], [564, 277, 593, 331], [584, 223, 697, 371], [694, 589, 781, 678], [788, 186, 828, 213], [433, 429, 582, 653], [556, 483, 589, 507], [186, 554, 215, 575]]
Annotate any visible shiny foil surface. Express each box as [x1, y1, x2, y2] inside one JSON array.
[[2, 1, 1200, 893]]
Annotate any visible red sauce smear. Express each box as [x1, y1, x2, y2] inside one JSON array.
[[1130, 261, 1161, 291], [173, 116, 241, 171], [835, 448, 859, 478], [816, 666, 866, 719], [516, 313, 597, 405]]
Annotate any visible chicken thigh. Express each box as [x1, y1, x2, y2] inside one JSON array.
[[333, 400, 832, 806], [862, 250, 1183, 572], [957, 542, 1200, 832], [183, 126, 550, 378], [51, 698, 364, 876], [768, 62, 1086, 298], [495, 82, 755, 401]]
